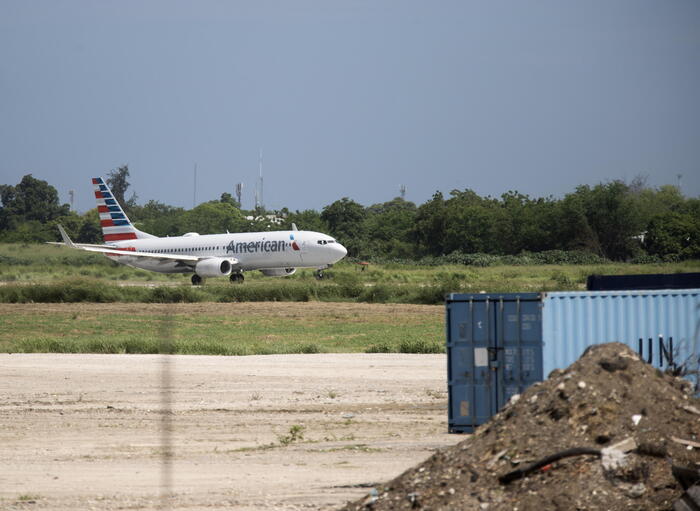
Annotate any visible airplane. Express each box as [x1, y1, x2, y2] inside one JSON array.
[[53, 177, 347, 285]]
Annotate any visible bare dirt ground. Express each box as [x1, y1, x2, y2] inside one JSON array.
[[0, 301, 442, 318], [0, 352, 461, 510]]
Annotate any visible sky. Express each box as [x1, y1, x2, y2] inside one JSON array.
[[1, 0, 699, 213]]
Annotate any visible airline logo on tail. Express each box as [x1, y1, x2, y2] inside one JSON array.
[[93, 177, 138, 242]]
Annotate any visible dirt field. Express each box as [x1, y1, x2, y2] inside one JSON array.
[[0, 301, 443, 317], [0, 352, 461, 510]]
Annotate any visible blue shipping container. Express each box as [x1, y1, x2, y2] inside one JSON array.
[[446, 293, 544, 433], [541, 289, 700, 377], [446, 289, 700, 433]]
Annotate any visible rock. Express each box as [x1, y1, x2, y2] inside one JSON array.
[[682, 405, 700, 416], [601, 447, 628, 471], [608, 437, 637, 453], [626, 483, 646, 499], [637, 441, 667, 458], [599, 357, 629, 372], [406, 492, 420, 508]]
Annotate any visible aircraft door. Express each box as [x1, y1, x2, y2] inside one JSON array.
[[300, 239, 310, 254]]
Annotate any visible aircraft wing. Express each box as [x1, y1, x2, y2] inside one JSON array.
[[77, 245, 201, 262], [46, 241, 123, 249], [50, 225, 238, 267]]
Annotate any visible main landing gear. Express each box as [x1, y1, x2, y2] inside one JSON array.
[[230, 272, 244, 284], [191, 274, 203, 286], [315, 270, 325, 280]]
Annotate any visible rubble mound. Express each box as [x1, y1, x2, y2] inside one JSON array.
[[341, 343, 700, 510]]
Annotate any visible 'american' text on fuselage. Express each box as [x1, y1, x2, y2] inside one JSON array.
[[226, 240, 288, 254]]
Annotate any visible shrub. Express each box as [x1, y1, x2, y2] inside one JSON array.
[[358, 284, 392, 303], [365, 342, 392, 353], [297, 343, 322, 354], [146, 286, 206, 303], [630, 254, 663, 264], [333, 273, 363, 297], [398, 338, 444, 354]]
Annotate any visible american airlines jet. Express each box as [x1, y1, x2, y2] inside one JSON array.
[[54, 177, 347, 285]]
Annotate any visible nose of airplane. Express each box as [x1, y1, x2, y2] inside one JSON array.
[[335, 242, 348, 261]]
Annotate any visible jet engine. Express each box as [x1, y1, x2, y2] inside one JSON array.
[[195, 258, 234, 277], [260, 268, 296, 277]]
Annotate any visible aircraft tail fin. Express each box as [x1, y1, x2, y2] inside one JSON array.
[[92, 177, 154, 242]]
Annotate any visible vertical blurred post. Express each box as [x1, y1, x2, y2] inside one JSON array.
[[159, 313, 174, 510]]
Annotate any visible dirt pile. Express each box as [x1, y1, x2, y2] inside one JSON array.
[[340, 342, 700, 510]]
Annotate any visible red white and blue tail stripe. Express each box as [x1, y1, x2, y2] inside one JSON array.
[[93, 177, 152, 242]]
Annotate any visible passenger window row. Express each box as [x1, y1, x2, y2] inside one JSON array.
[[142, 246, 222, 253]]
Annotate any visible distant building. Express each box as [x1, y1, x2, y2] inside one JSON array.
[[245, 214, 284, 226]]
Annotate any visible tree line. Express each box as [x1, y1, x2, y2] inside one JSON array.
[[1, 167, 698, 262]]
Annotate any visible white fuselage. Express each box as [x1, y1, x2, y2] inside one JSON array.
[[105, 230, 346, 273]]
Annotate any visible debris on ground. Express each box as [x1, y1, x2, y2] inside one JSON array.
[[340, 342, 700, 510]]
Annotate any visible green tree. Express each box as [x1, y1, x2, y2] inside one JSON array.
[[220, 192, 240, 209], [0, 175, 70, 241], [441, 190, 503, 255], [552, 190, 600, 253], [76, 208, 102, 243], [498, 192, 559, 254], [645, 212, 700, 259], [46, 210, 97, 243], [178, 202, 247, 234], [0, 174, 69, 224], [411, 192, 447, 256], [128, 200, 186, 236], [581, 182, 645, 260], [364, 198, 417, 259], [321, 198, 367, 256], [106, 165, 136, 211], [284, 209, 328, 233]]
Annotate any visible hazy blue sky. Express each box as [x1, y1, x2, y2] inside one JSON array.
[[1, 1, 698, 213]]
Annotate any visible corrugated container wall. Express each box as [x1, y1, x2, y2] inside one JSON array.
[[446, 294, 544, 433], [446, 289, 700, 433], [541, 289, 700, 377]]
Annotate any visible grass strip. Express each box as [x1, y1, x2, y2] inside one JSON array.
[[0, 306, 445, 355]]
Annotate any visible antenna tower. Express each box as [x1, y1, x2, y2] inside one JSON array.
[[68, 190, 75, 211], [193, 163, 198, 208], [400, 184, 406, 199], [258, 148, 264, 211], [677, 173, 683, 193], [235, 183, 243, 208]]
